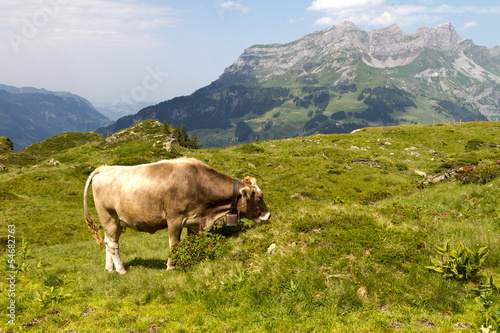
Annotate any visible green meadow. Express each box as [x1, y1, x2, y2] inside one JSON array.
[[1, 120, 500, 332]]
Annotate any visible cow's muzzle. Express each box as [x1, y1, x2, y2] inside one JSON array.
[[260, 212, 271, 222]]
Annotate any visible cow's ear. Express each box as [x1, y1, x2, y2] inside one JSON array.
[[240, 187, 253, 198]]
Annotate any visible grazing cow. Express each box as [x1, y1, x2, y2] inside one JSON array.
[[83, 157, 270, 274]]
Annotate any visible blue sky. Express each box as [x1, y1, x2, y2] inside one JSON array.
[[1, 0, 499, 108]]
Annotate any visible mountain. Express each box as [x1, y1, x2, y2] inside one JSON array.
[[94, 101, 151, 121], [98, 22, 500, 147], [0, 85, 110, 151]]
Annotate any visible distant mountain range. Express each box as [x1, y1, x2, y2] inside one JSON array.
[[0, 85, 110, 151], [94, 102, 151, 122], [98, 21, 500, 148]]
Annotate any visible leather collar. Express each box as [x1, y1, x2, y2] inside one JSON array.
[[230, 179, 239, 214]]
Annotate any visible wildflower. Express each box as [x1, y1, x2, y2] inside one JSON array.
[[443, 213, 447, 217]]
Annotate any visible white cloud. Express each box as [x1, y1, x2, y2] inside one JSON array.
[[0, 0, 178, 50], [307, 0, 500, 31], [219, 1, 249, 13], [464, 21, 478, 29], [213, 1, 249, 21], [314, 16, 335, 26], [308, 0, 385, 11]]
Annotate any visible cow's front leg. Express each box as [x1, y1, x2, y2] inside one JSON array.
[[167, 224, 183, 271]]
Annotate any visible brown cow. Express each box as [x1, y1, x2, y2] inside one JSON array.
[[83, 157, 270, 274]]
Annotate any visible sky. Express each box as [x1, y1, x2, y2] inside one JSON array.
[[1, 0, 499, 110]]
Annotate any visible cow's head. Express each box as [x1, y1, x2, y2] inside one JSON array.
[[237, 177, 270, 223]]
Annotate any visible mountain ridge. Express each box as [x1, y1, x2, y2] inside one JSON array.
[[0, 85, 110, 151], [97, 21, 500, 147]]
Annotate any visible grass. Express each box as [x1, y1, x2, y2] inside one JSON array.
[[1, 121, 500, 331]]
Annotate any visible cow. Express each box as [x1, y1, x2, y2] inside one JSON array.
[[83, 157, 270, 274]]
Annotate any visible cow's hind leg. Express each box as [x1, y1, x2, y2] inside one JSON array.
[[104, 227, 125, 275], [95, 203, 126, 274], [105, 234, 113, 272]]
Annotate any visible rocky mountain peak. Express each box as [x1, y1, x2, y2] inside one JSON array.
[[223, 21, 482, 77], [333, 20, 362, 33], [415, 22, 463, 50]]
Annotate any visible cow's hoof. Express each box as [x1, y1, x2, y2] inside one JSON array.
[[166, 265, 176, 271], [116, 269, 127, 275]]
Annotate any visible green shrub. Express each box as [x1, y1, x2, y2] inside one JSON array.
[[455, 161, 500, 184], [169, 232, 227, 270], [236, 143, 264, 154], [465, 138, 485, 151]]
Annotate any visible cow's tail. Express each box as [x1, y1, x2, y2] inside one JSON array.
[[84, 168, 103, 250]]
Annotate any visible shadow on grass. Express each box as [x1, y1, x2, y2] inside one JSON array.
[[210, 221, 254, 238], [122, 222, 257, 270], [124, 257, 167, 270]]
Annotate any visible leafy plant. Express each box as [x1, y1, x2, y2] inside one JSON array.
[[36, 274, 73, 308], [472, 276, 500, 296], [332, 196, 346, 204], [36, 286, 73, 308], [472, 276, 500, 332], [426, 241, 488, 280]]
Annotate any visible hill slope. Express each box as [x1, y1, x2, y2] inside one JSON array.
[[0, 85, 110, 151], [1, 121, 500, 331], [98, 22, 500, 148]]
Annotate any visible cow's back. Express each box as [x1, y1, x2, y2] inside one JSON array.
[[90, 158, 224, 232]]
